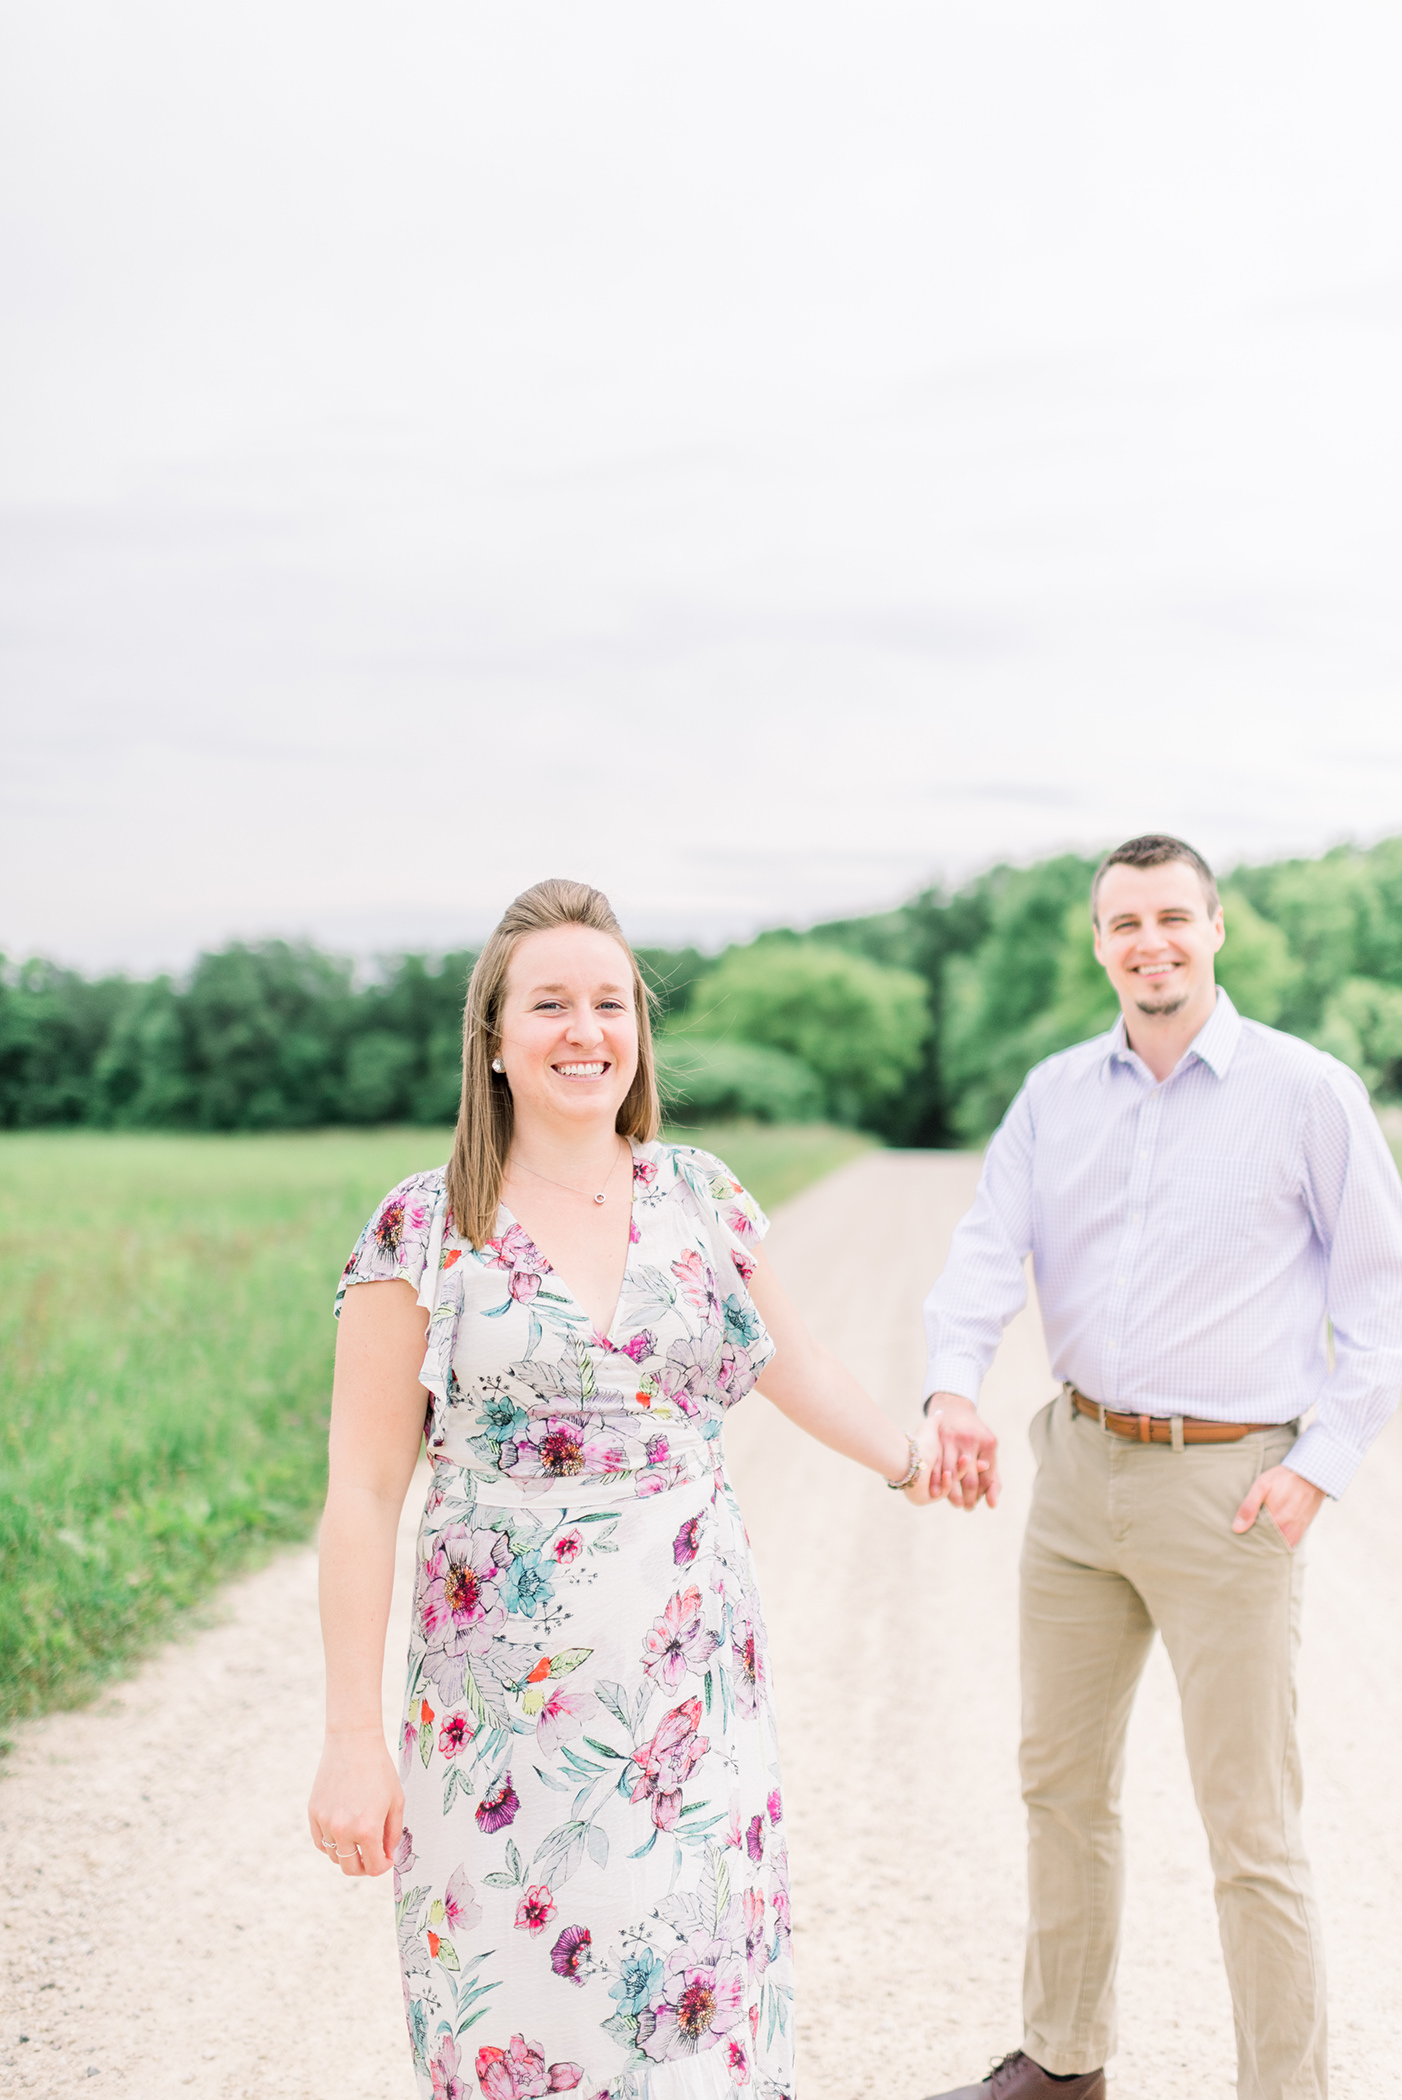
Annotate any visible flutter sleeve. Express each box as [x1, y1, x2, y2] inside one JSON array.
[[334, 1168, 448, 1317], [671, 1145, 771, 1285]]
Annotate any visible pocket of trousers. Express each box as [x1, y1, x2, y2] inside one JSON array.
[[1027, 1394, 1056, 1465]]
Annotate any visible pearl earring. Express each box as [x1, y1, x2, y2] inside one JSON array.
[[491, 1057, 505, 1074]]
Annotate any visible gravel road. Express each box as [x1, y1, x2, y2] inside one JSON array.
[[2, 1150, 1398, 2098]]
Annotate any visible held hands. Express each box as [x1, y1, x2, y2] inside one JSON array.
[[917, 1393, 1001, 1510], [1232, 1464, 1327, 1550], [928, 1392, 1001, 1509], [308, 1727, 404, 1878]]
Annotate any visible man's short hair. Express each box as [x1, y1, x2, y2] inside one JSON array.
[[1091, 834, 1220, 923]]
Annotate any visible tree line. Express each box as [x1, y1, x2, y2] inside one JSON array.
[[3, 836, 1401, 1145]]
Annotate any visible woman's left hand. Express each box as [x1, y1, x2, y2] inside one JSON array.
[[900, 1416, 947, 1505]]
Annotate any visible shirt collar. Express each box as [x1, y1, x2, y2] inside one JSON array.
[[1103, 986, 1242, 1081]]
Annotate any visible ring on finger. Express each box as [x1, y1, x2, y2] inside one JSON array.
[[320, 1837, 337, 1853], [335, 1846, 358, 1860]]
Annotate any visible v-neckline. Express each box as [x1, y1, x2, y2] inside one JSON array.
[[496, 1138, 642, 1348]]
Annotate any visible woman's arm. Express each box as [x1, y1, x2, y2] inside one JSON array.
[[745, 1245, 942, 1503], [307, 1278, 428, 1877]]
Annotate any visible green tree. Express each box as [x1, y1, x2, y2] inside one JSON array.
[[0, 959, 131, 1127], [635, 946, 710, 1024], [654, 1038, 825, 1124], [807, 881, 996, 1143], [91, 978, 196, 1126], [178, 942, 356, 1129], [1214, 890, 1300, 1024], [940, 856, 1099, 1139], [1314, 979, 1402, 1098], [680, 939, 930, 1128]]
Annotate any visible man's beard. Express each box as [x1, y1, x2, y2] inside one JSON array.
[[1134, 988, 1189, 1018]]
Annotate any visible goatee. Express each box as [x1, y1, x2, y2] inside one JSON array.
[[1134, 991, 1188, 1018]]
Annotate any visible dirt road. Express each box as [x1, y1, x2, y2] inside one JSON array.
[[2, 1152, 1398, 2098]]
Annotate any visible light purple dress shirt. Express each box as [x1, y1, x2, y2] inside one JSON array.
[[923, 990, 1402, 1497]]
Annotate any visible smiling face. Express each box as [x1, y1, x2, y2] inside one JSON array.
[[496, 923, 640, 1135], [1092, 858, 1225, 1027]]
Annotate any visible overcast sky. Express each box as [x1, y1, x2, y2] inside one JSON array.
[[3, 2, 1400, 972]]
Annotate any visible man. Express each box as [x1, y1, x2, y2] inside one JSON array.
[[921, 834, 1402, 2100]]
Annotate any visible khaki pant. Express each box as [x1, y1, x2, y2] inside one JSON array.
[[1020, 1389, 1326, 2099]]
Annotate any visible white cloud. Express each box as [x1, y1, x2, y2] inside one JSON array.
[[2, 1, 1400, 970]]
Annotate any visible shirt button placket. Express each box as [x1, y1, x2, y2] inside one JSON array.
[[1111, 1087, 1161, 1413]]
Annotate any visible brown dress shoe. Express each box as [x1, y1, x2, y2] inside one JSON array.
[[923, 2049, 1106, 2100]]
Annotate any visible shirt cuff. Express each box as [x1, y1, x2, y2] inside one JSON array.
[[1282, 1420, 1364, 1500], [923, 1358, 984, 1409]]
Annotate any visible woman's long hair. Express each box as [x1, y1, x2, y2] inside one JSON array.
[[445, 878, 661, 1247]]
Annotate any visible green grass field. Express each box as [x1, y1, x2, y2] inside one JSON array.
[[0, 1121, 874, 1725]]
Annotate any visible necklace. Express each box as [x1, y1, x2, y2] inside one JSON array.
[[508, 1138, 628, 1207]]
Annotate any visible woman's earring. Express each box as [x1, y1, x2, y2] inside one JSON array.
[[491, 1057, 505, 1074]]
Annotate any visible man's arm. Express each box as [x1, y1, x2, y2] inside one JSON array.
[[923, 1083, 1038, 1509], [1237, 1066, 1402, 1544]]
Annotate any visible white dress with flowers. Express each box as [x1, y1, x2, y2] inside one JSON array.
[[335, 1144, 795, 2100]]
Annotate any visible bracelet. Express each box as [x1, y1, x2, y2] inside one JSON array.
[[885, 1433, 922, 1492]]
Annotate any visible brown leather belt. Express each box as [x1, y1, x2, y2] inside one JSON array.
[[1070, 1389, 1279, 1445]]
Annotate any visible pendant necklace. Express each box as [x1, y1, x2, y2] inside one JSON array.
[[509, 1138, 628, 1207]]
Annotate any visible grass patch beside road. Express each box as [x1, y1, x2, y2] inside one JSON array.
[[0, 1122, 874, 1722]]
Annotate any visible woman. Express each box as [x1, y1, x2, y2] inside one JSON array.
[[309, 878, 947, 2100]]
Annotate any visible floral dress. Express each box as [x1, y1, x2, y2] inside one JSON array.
[[336, 1143, 795, 2100]]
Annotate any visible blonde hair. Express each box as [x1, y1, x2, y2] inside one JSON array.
[[445, 878, 661, 1247]]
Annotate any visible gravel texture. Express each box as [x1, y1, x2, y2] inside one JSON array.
[[2, 1150, 1397, 2098]]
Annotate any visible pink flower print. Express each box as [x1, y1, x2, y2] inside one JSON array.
[[630, 1217, 641, 1244], [632, 1155, 658, 1187], [552, 1530, 584, 1566], [408, 1202, 429, 1233], [549, 1923, 592, 1987], [475, 1775, 520, 1833], [731, 1621, 762, 1719], [672, 1514, 703, 1565], [663, 1324, 724, 1411], [723, 1202, 759, 1243], [644, 1433, 670, 1468], [742, 1889, 769, 1981], [475, 2038, 582, 2100], [639, 1930, 747, 2064], [670, 1247, 712, 1311], [618, 1329, 656, 1364], [510, 1414, 631, 1483], [771, 1839, 792, 1941], [728, 2040, 751, 2085], [430, 2031, 471, 2100], [443, 1865, 482, 1939], [732, 1248, 755, 1284], [438, 1711, 476, 1759], [746, 1814, 764, 1864], [716, 1339, 758, 1404], [635, 1464, 679, 1500], [630, 1698, 709, 1831], [483, 1223, 551, 1304], [515, 1884, 557, 1937], [417, 1525, 510, 1703], [642, 1586, 721, 1691], [748, 2004, 759, 2043], [536, 1688, 592, 1756], [724, 1794, 744, 1851], [374, 1198, 407, 1256], [767, 1787, 783, 1825]]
